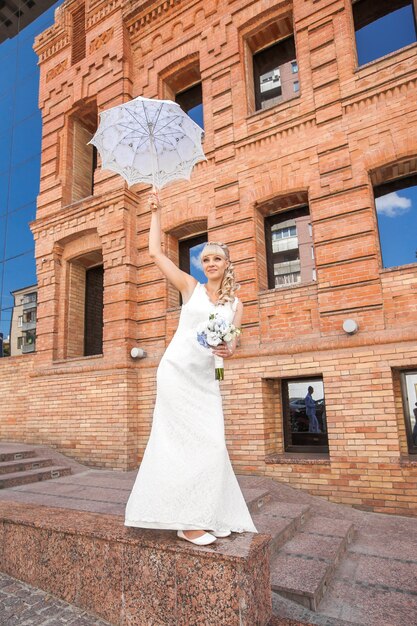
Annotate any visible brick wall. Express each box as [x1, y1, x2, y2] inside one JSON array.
[[2, 0, 415, 512]]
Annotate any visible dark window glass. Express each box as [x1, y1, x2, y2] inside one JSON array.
[[282, 378, 329, 452], [374, 174, 417, 268], [84, 265, 104, 356], [401, 370, 417, 454], [178, 234, 207, 304], [175, 83, 204, 129], [265, 206, 315, 289], [253, 36, 298, 111], [353, 0, 417, 66]]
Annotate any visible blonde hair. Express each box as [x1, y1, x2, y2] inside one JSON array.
[[200, 242, 240, 305]]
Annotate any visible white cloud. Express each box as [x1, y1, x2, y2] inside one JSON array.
[[190, 252, 202, 271], [375, 191, 412, 218]]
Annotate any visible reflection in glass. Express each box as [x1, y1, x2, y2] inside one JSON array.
[[266, 207, 315, 289], [282, 378, 329, 451], [402, 370, 417, 452], [179, 237, 207, 283], [175, 83, 204, 130], [288, 380, 326, 434], [0, 93, 14, 135], [253, 36, 298, 110], [353, 1, 417, 66], [5, 205, 36, 258], [189, 242, 207, 283], [0, 173, 9, 216], [0, 55, 17, 96], [0, 132, 12, 175], [11, 113, 42, 165], [9, 155, 41, 211], [374, 177, 417, 268], [14, 72, 40, 122]]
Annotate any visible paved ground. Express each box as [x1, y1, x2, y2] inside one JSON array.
[[0, 572, 111, 626], [1, 443, 417, 626]]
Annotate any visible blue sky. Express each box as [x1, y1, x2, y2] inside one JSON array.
[[189, 242, 207, 283], [355, 4, 417, 66], [375, 186, 417, 268]]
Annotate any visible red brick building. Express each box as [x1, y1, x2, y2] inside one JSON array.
[[2, 0, 417, 516]]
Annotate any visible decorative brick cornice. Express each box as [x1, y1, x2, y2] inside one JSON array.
[[124, 0, 183, 36], [33, 1, 71, 62], [343, 77, 417, 114], [86, 0, 121, 28], [236, 114, 316, 154]]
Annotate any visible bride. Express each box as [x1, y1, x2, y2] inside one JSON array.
[[124, 192, 257, 545]]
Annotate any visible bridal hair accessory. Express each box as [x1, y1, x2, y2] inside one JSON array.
[[196, 313, 241, 380]]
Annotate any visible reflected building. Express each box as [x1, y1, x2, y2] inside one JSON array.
[[10, 284, 37, 355]]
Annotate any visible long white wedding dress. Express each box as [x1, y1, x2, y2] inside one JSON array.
[[125, 282, 257, 533]]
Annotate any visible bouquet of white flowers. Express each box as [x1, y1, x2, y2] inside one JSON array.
[[196, 312, 241, 380]]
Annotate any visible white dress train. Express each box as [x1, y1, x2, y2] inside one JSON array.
[[124, 282, 257, 534]]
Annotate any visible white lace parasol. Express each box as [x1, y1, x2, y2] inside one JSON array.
[[89, 96, 206, 190]]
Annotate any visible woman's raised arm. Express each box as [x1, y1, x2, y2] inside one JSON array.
[[148, 193, 196, 301]]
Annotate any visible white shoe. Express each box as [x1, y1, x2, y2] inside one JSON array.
[[177, 530, 217, 545], [211, 530, 231, 538]]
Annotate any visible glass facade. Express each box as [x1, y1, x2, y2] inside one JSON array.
[[0, 1, 62, 349]]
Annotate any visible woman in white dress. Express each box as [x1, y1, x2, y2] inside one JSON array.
[[125, 193, 258, 545]]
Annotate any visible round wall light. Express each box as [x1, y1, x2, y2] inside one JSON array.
[[130, 347, 147, 359], [342, 319, 359, 335]]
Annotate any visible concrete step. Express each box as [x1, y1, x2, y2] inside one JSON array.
[[0, 465, 72, 489], [0, 448, 37, 463], [241, 486, 272, 514], [253, 501, 312, 555], [0, 457, 54, 475], [270, 515, 355, 611]]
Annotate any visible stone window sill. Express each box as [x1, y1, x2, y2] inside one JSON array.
[[380, 262, 417, 275], [265, 452, 330, 466], [52, 354, 103, 365], [354, 41, 417, 76], [258, 280, 317, 297], [399, 455, 417, 467]]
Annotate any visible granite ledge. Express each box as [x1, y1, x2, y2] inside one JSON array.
[[0, 499, 269, 563], [399, 455, 417, 467], [265, 454, 331, 466]]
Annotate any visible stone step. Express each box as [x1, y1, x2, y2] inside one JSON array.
[[0, 465, 72, 489], [253, 501, 312, 555], [0, 449, 37, 463], [241, 486, 272, 514], [270, 515, 355, 612], [0, 457, 54, 475]]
